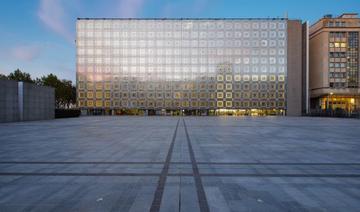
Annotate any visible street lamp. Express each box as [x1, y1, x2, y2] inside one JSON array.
[[329, 92, 334, 114], [327, 92, 334, 111]]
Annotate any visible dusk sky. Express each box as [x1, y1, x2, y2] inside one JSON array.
[[1, 0, 359, 83]]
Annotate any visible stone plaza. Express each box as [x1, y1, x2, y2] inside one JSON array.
[[0, 117, 359, 211]]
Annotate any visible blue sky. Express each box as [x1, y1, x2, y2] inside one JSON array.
[[0, 0, 359, 82]]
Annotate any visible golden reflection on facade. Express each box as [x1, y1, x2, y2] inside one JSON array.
[[76, 19, 289, 115]]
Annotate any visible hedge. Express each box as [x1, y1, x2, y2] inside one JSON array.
[[55, 109, 81, 119]]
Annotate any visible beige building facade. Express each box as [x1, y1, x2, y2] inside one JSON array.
[[309, 13, 360, 113]]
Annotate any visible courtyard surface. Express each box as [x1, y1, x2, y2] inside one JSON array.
[[0, 116, 360, 211]]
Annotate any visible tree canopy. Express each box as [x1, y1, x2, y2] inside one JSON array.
[[7, 69, 34, 83], [37, 74, 76, 108]]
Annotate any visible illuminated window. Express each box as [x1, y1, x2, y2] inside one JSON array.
[[96, 92, 103, 99], [96, 100, 103, 107], [77, 100, 84, 107], [260, 75, 267, 81], [278, 75, 285, 81], [114, 101, 120, 107], [251, 92, 259, 99], [217, 75, 224, 81], [243, 75, 250, 81], [225, 92, 232, 99], [225, 75, 232, 81], [243, 92, 250, 99], [79, 92, 85, 98], [78, 82, 85, 89], [278, 92, 285, 98], [225, 83, 232, 90], [234, 75, 241, 81], [191, 92, 197, 99], [87, 83, 94, 90], [234, 92, 241, 98], [87, 101, 94, 107], [200, 92, 207, 99], [260, 92, 267, 99], [217, 83, 224, 90], [217, 101, 224, 107], [270, 75, 276, 81], [252, 75, 259, 81], [105, 83, 111, 90], [217, 92, 224, 99], [165, 100, 172, 107], [279, 83, 285, 90], [87, 92, 94, 98], [182, 101, 189, 107], [226, 101, 232, 107], [96, 83, 102, 90], [105, 101, 111, 107], [105, 92, 111, 99]]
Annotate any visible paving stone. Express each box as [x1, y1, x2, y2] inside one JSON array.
[[0, 116, 359, 211]]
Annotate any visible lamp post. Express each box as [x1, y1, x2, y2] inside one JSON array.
[[329, 92, 334, 115]]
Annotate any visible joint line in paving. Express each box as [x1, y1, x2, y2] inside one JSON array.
[[1, 172, 360, 178], [1, 161, 359, 166], [149, 119, 180, 212], [183, 119, 210, 212]]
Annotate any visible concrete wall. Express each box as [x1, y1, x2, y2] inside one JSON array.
[[287, 20, 304, 116], [23, 83, 55, 121], [309, 32, 328, 91], [0, 80, 55, 122], [0, 80, 19, 122]]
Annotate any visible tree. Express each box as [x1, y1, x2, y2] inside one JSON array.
[[7, 69, 34, 83], [38, 74, 76, 108], [0, 73, 8, 80]]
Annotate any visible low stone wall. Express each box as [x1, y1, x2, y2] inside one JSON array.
[[0, 80, 19, 122], [0, 79, 55, 122]]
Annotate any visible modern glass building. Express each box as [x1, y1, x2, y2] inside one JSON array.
[[76, 18, 305, 116]]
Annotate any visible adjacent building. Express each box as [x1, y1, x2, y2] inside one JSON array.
[[76, 18, 307, 116], [309, 13, 360, 113]]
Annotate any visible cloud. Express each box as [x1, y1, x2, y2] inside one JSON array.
[[117, 0, 145, 17], [10, 45, 42, 62], [37, 0, 73, 42]]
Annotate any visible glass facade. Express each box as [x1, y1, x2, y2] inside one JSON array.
[[76, 19, 288, 114], [328, 31, 359, 88]]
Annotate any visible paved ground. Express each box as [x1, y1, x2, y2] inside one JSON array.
[[0, 116, 360, 212]]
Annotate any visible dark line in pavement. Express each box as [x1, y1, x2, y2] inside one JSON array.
[[150, 119, 180, 212], [0, 161, 165, 165], [200, 173, 360, 178], [1, 161, 359, 166], [0, 172, 161, 177], [1, 172, 359, 178], [196, 162, 360, 166], [183, 119, 210, 212]]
